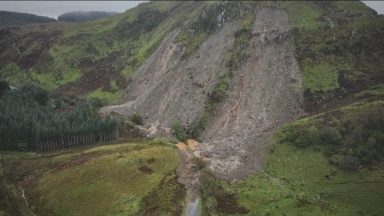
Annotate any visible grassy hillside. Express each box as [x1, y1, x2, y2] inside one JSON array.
[[0, 1, 382, 107], [0, 1, 202, 104], [0, 140, 185, 216], [284, 1, 384, 110], [200, 99, 384, 216]]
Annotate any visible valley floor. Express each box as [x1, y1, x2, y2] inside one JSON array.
[[1, 101, 383, 216]]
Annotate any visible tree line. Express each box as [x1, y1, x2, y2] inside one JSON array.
[[0, 81, 118, 151]]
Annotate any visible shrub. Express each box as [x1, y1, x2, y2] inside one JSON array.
[[171, 121, 186, 142], [129, 112, 143, 125], [294, 133, 312, 148], [292, 126, 319, 148], [188, 109, 210, 139], [209, 73, 231, 103], [296, 192, 311, 207], [320, 126, 342, 145], [339, 155, 360, 170], [20, 84, 48, 106], [124, 120, 135, 130], [0, 80, 10, 98]]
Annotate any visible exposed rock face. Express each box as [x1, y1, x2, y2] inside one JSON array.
[[102, 7, 304, 179]]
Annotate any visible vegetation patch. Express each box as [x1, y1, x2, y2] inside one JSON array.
[[171, 121, 187, 142], [31, 68, 81, 90], [86, 87, 123, 104], [128, 112, 144, 126], [280, 100, 384, 169], [0, 63, 32, 87], [280, 1, 324, 29], [139, 175, 186, 216], [0, 83, 117, 151], [290, 1, 384, 106], [200, 171, 249, 215], [302, 62, 340, 98], [353, 84, 384, 100]]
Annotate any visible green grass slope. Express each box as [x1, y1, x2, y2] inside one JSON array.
[[0, 140, 185, 216], [284, 1, 384, 110]]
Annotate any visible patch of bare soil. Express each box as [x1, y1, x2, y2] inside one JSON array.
[[50, 154, 92, 174]]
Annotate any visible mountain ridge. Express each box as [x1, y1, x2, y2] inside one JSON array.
[[58, 11, 119, 22], [0, 11, 56, 27]]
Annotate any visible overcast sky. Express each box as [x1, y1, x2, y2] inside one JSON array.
[[0, 1, 383, 19]]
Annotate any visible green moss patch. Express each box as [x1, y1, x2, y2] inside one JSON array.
[[86, 80, 123, 104]]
